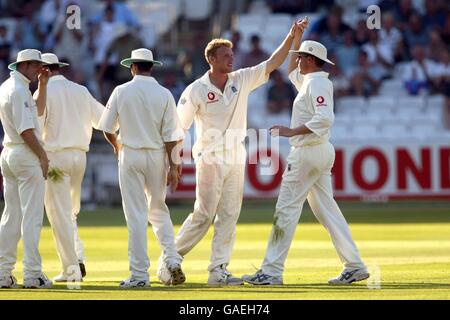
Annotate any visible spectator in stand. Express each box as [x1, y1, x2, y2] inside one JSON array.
[[89, 0, 140, 29], [336, 30, 359, 77], [422, 0, 447, 31], [434, 49, 450, 96], [0, 25, 11, 81], [48, 1, 87, 83], [378, 0, 398, 11], [319, 13, 344, 54], [404, 14, 429, 52], [441, 15, 450, 44], [380, 11, 403, 62], [362, 30, 394, 80], [349, 50, 381, 97], [230, 31, 246, 70], [266, 0, 316, 14], [328, 54, 351, 99], [39, 0, 72, 34], [394, 0, 417, 32], [309, 5, 351, 36], [427, 29, 447, 63], [98, 24, 144, 91], [354, 19, 370, 46], [162, 69, 186, 102], [178, 33, 210, 82], [14, 2, 46, 51], [402, 45, 440, 95], [267, 70, 295, 115], [241, 34, 269, 68], [90, 5, 123, 101]]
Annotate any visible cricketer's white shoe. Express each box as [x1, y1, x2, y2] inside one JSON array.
[[157, 257, 186, 286], [328, 268, 370, 285], [243, 270, 283, 285], [0, 275, 18, 288], [53, 273, 83, 283], [23, 273, 53, 289], [208, 264, 244, 286], [119, 277, 150, 288]]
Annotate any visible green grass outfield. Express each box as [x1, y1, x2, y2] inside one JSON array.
[[0, 200, 449, 300]]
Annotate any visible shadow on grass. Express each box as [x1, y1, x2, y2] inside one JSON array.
[[3, 282, 446, 294]]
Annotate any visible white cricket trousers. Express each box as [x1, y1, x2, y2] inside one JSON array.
[[261, 142, 365, 277], [175, 146, 246, 271], [0, 145, 45, 279], [119, 146, 181, 280], [45, 149, 86, 277]]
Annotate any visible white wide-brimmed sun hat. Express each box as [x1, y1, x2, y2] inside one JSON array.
[[8, 49, 44, 71], [120, 48, 163, 68], [290, 40, 335, 65], [41, 53, 70, 67]]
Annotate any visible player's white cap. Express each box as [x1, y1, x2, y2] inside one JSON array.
[[41, 53, 70, 67], [8, 49, 44, 71], [120, 48, 163, 68], [290, 40, 335, 65]]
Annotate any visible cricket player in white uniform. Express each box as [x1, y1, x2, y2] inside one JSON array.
[[99, 48, 185, 288], [0, 49, 53, 289], [157, 20, 309, 286], [243, 37, 369, 285], [34, 53, 105, 283]]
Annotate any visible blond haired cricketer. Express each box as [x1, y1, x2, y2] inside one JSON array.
[[157, 20, 309, 286], [99, 48, 185, 288], [0, 49, 52, 288], [243, 28, 369, 285], [34, 53, 105, 283]]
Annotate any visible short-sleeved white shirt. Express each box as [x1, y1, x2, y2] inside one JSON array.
[[0, 71, 42, 147], [288, 69, 334, 147], [98, 75, 184, 150], [35, 75, 104, 152], [177, 62, 269, 158]]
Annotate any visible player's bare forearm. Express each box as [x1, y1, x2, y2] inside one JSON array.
[[288, 17, 309, 74], [103, 131, 120, 157], [265, 30, 295, 76], [21, 129, 46, 158], [270, 125, 312, 137], [21, 129, 48, 178], [35, 68, 50, 116], [164, 140, 183, 168]]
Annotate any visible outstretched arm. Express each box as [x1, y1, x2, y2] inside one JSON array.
[[288, 18, 309, 74], [265, 17, 309, 77]]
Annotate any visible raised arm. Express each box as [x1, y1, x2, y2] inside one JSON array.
[[34, 67, 50, 116], [288, 18, 309, 74], [265, 17, 309, 77]]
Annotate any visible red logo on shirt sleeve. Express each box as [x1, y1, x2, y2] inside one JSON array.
[[315, 96, 327, 107]]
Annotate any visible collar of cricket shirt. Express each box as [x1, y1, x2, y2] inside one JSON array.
[[303, 71, 329, 80], [10, 71, 31, 85], [199, 71, 235, 95], [133, 75, 157, 83]]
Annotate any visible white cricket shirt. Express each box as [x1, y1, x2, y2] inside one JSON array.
[[0, 71, 42, 147], [177, 62, 269, 158], [98, 75, 183, 149], [35, 75, 104, 152], [288, 69, 334, 147]]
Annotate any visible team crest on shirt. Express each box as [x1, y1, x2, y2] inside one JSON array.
[[207, 92, 218, 104], [231, 86, 238, 93], [316, 96, 327, 107]]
